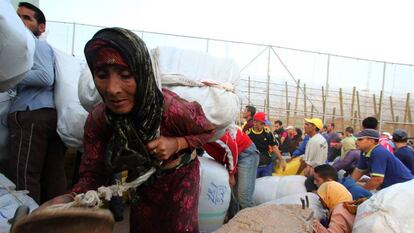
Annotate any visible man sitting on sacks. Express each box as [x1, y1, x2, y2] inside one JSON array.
[[351, 129, 414, 190]]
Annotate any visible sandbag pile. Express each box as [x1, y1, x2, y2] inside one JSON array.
[[352, 179, 414, 233], [214, 204, 314, 233], [252, 175, 307, 205], [153, 47, 241, 141]]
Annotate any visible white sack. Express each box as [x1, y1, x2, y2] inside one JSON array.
[[0, 0, 35, 91], [0, 92, 11, 164], [153, 47, 241, 141], [78, 65, 101, 112], [155, 47, 240, 85], [263, 192, 327, 220], [352, 179, 414, 233], [198, 156, 231, 233], [53, 49, 88, 149], [253, 175, 307, 205]]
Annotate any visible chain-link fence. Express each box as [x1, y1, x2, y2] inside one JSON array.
[[46, 21, 414, 136]]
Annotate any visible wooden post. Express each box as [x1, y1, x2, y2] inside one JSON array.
[[285, 81, 289, 121], [356, 91, 361, 126], [404, 93, 410, 122], [332, 107, 336, 123], [287, 102, 291, 125], [353, 111, 358, 130], [390, 96, 395, 122], [373, 94, 378, 117], [311, 105, 314, 118], [339, 88, 344, 131], [322, 86, 326, 123], [350, 87, 356, 123], [303, 83, 307, 118], [378, 90, 384, 124], [294, 79, 300, 117], [248, 76, 251, 104]]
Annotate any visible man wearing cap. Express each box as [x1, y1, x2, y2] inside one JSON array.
[[246, 112, 285, 177], [392, 129, 414, 175], [298, 118, 328, 176], [351, 129, 413, 190]]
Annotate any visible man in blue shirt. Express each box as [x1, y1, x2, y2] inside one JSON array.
[[351, 129, 413, 190], [392, 129, 414, 175], [7, 2, 66, 204]]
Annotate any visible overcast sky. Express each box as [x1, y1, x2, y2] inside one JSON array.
[[40, 0, 414, 65]]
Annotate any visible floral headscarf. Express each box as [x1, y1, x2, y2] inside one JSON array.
[[84, 27, 163, 180]]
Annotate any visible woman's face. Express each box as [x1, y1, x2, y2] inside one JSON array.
[[93, 65, 136, 114]]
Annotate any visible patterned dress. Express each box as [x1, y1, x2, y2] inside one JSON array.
[[73, 89, 215, 233]]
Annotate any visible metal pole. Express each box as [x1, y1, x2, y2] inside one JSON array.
[[378, 62, 386, 132], [266, 46, 271, 116], [324, 55, 330, 124], [71, 23, 76, 56]]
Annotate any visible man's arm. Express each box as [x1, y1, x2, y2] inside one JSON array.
[[351, 168, 365, 181], [362, 176, 384, 190], [18, 40, 54, 87]]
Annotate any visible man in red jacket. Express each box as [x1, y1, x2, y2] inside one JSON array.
[[203, 127, 259, 217]]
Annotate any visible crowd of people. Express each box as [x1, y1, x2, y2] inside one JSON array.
[[1, 2, 414, 233]]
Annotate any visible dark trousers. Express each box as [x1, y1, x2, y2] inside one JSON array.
[[8, 108, 67, 204]]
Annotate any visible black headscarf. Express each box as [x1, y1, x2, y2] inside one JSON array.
[[84, 27, 163, 180]]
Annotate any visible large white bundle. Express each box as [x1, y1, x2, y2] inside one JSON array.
[[78, 65, 102, 112], [263, 192, 327, 220], [0, 0, 35, 91], [53, 49, 88, 149], [252, 175, 307, 205], [0, 92, 11, 164], [156, 47, 240, 85], [153, 47, 240, 141], [198, 156, 231, 233], [353, 179, 414, 233]]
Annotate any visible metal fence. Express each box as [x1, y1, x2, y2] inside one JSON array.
[[46, 21, 414, 135]]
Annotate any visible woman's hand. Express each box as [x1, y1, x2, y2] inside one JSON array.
[[147, 136, 187, 161]]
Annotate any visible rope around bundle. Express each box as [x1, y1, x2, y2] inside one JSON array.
[[46, 167, 156, 210]]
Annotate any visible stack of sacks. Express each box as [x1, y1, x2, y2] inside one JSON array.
[[252, 175, 307, 205], [353, 179, 414, 233], [198, 156, 231, 233], [153, 47, 241, 141], [53, 49, 88, 150]]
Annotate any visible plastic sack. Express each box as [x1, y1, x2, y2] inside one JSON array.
[[153, 47, 241, 141], [352, 179, 414, 233], [78, 65, 102, 112], [273, 157, 304, 176], [0, 0, 35, 91], [0, 92, 11, 165], [198, 156, 231, 233], [53, 48, 88, 149], [253, 175, 307, 205], [0, 173, 38, 233], [263, 192, 327, 220]]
